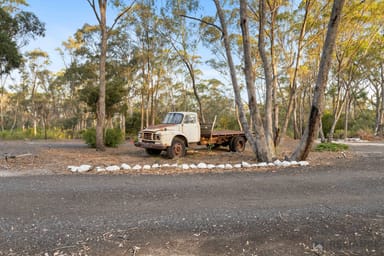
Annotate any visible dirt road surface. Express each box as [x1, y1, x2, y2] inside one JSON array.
[[0, 140, 383, 255]]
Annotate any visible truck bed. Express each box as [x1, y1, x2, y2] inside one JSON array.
[[200, 123, 244, 138]]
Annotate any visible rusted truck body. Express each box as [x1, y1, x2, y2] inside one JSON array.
[[135, 112, 246, 158]]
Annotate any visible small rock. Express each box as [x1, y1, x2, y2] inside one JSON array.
[[274, 159, 282, 166], [67, 166, 78, 172], [216, 164, 225, 169], [197, 163, 207, 169], [96, 166, 106, 172], [152, 163, 160, 168], [181, 164, 190, 170], [189, 164, 197, 169], [121, 163, 131, 170], [299, 161, 309, 166], [234, 163, 242, 168], [143, 165, 151, 170], [225, 164, 233, 169], [257, 162, 268, 167], [242, 161, 251, 168], [207, 164, 216, 169], [132, 164, 142, 170], [106, 165, 120, 172], [281, 161, 291, 167]]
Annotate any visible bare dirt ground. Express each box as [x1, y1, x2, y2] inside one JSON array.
[[0, 137, 355, 176]]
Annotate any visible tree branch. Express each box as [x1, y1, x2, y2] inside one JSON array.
[[179, 14, 224, 39], [109, 0, 136, 32], [86, 0, 101, 25]]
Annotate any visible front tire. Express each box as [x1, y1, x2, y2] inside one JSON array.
[[167, 138, 186, 159]]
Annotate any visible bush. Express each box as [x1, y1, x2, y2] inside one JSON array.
[[315, 142, 348, 152], [83, 128, 123, 148], [83, 128, 96, 147], [105, 128, 123, 147]]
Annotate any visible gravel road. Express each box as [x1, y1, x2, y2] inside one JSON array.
[[0, 143, 383, 255]]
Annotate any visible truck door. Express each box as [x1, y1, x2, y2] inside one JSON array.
[[182, 113, 200, 143]]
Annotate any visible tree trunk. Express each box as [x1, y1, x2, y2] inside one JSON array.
[[95, 0, 107, 151], [291, 0, 345, 161], [213, 0, 261, 161], [258, 0, 276, 158], [240, 0, 272, 162]]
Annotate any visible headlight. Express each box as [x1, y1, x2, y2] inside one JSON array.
[[155, 134, 161, 140]]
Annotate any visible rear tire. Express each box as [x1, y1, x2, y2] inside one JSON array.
[[167, 138, 186, 159], [230, 136, 246, 152]]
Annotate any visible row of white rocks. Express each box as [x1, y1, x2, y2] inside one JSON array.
[[67, 160, 309, 173]]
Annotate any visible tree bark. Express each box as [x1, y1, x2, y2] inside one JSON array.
[[213, 0, 261, 160], [291, 0, 345, 161], [241, 0, 272, 162], [258, 0, 276, 158]]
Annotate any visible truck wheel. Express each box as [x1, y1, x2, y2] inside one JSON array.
[[230, 136, 246, 152], [167, 138, 186, 159], [145, 148, 162, 156]]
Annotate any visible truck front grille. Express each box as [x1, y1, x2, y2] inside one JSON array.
[[143, 132, 153, 140]]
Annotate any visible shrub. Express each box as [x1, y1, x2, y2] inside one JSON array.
[[83, 128, 123, 148], [83, 128, 96, 147], [105, 128, 123, 147], [315, 142, 348, 152]]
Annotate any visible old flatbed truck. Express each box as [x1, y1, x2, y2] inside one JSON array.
[[135, 112, 247, 159]]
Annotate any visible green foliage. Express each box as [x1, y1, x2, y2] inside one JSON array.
[[82, 128, 124, 148], [82, 128, 97, 147], [0, 7, 45, 74], [315, 142, 348, 152], [0, 129, 68, 140], [105, 128, 124, 147]]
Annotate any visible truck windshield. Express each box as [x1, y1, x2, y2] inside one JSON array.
[[162, 113, 184, 124]]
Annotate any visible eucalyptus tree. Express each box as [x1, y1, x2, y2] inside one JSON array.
[[86, 0, 134, 151], [19, 49, 50, 136], [325, 0, 383, 141], [291, 0, 345, 160]]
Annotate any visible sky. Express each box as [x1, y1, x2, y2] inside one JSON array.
[[20, 0, 221, 82], [22, 0, 120, 71]]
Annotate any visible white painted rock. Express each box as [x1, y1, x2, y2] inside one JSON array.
[[161, 164, 170, 168], [225, 164, 233, 169], [106, 165, 120, 172], [143, 165, 151, 170], [207, 164, 216, 169], [78, 165, 92, 172], [197, 163, 207, 169], [268, 163, 275, 166], [121, 163, 131, 170], [274, 160, 282, 166], [96, 166, 106, 172], [132, 164, 142, 170], [152, 163, 160, 168], [216, 164, 225, 169], [234, 163, 242, 168], [257, 162, 268, 167], [281, 161, 292, 167], [242, 162, 252, 168], [171, 163, 178, 168], [182, 164, 190, 170], [189, 164, 197, 169], [67, 166, 78, 172], [299, 161, 309, 166]]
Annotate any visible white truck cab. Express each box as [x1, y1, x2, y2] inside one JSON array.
[[135, 112, 200, 158]]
